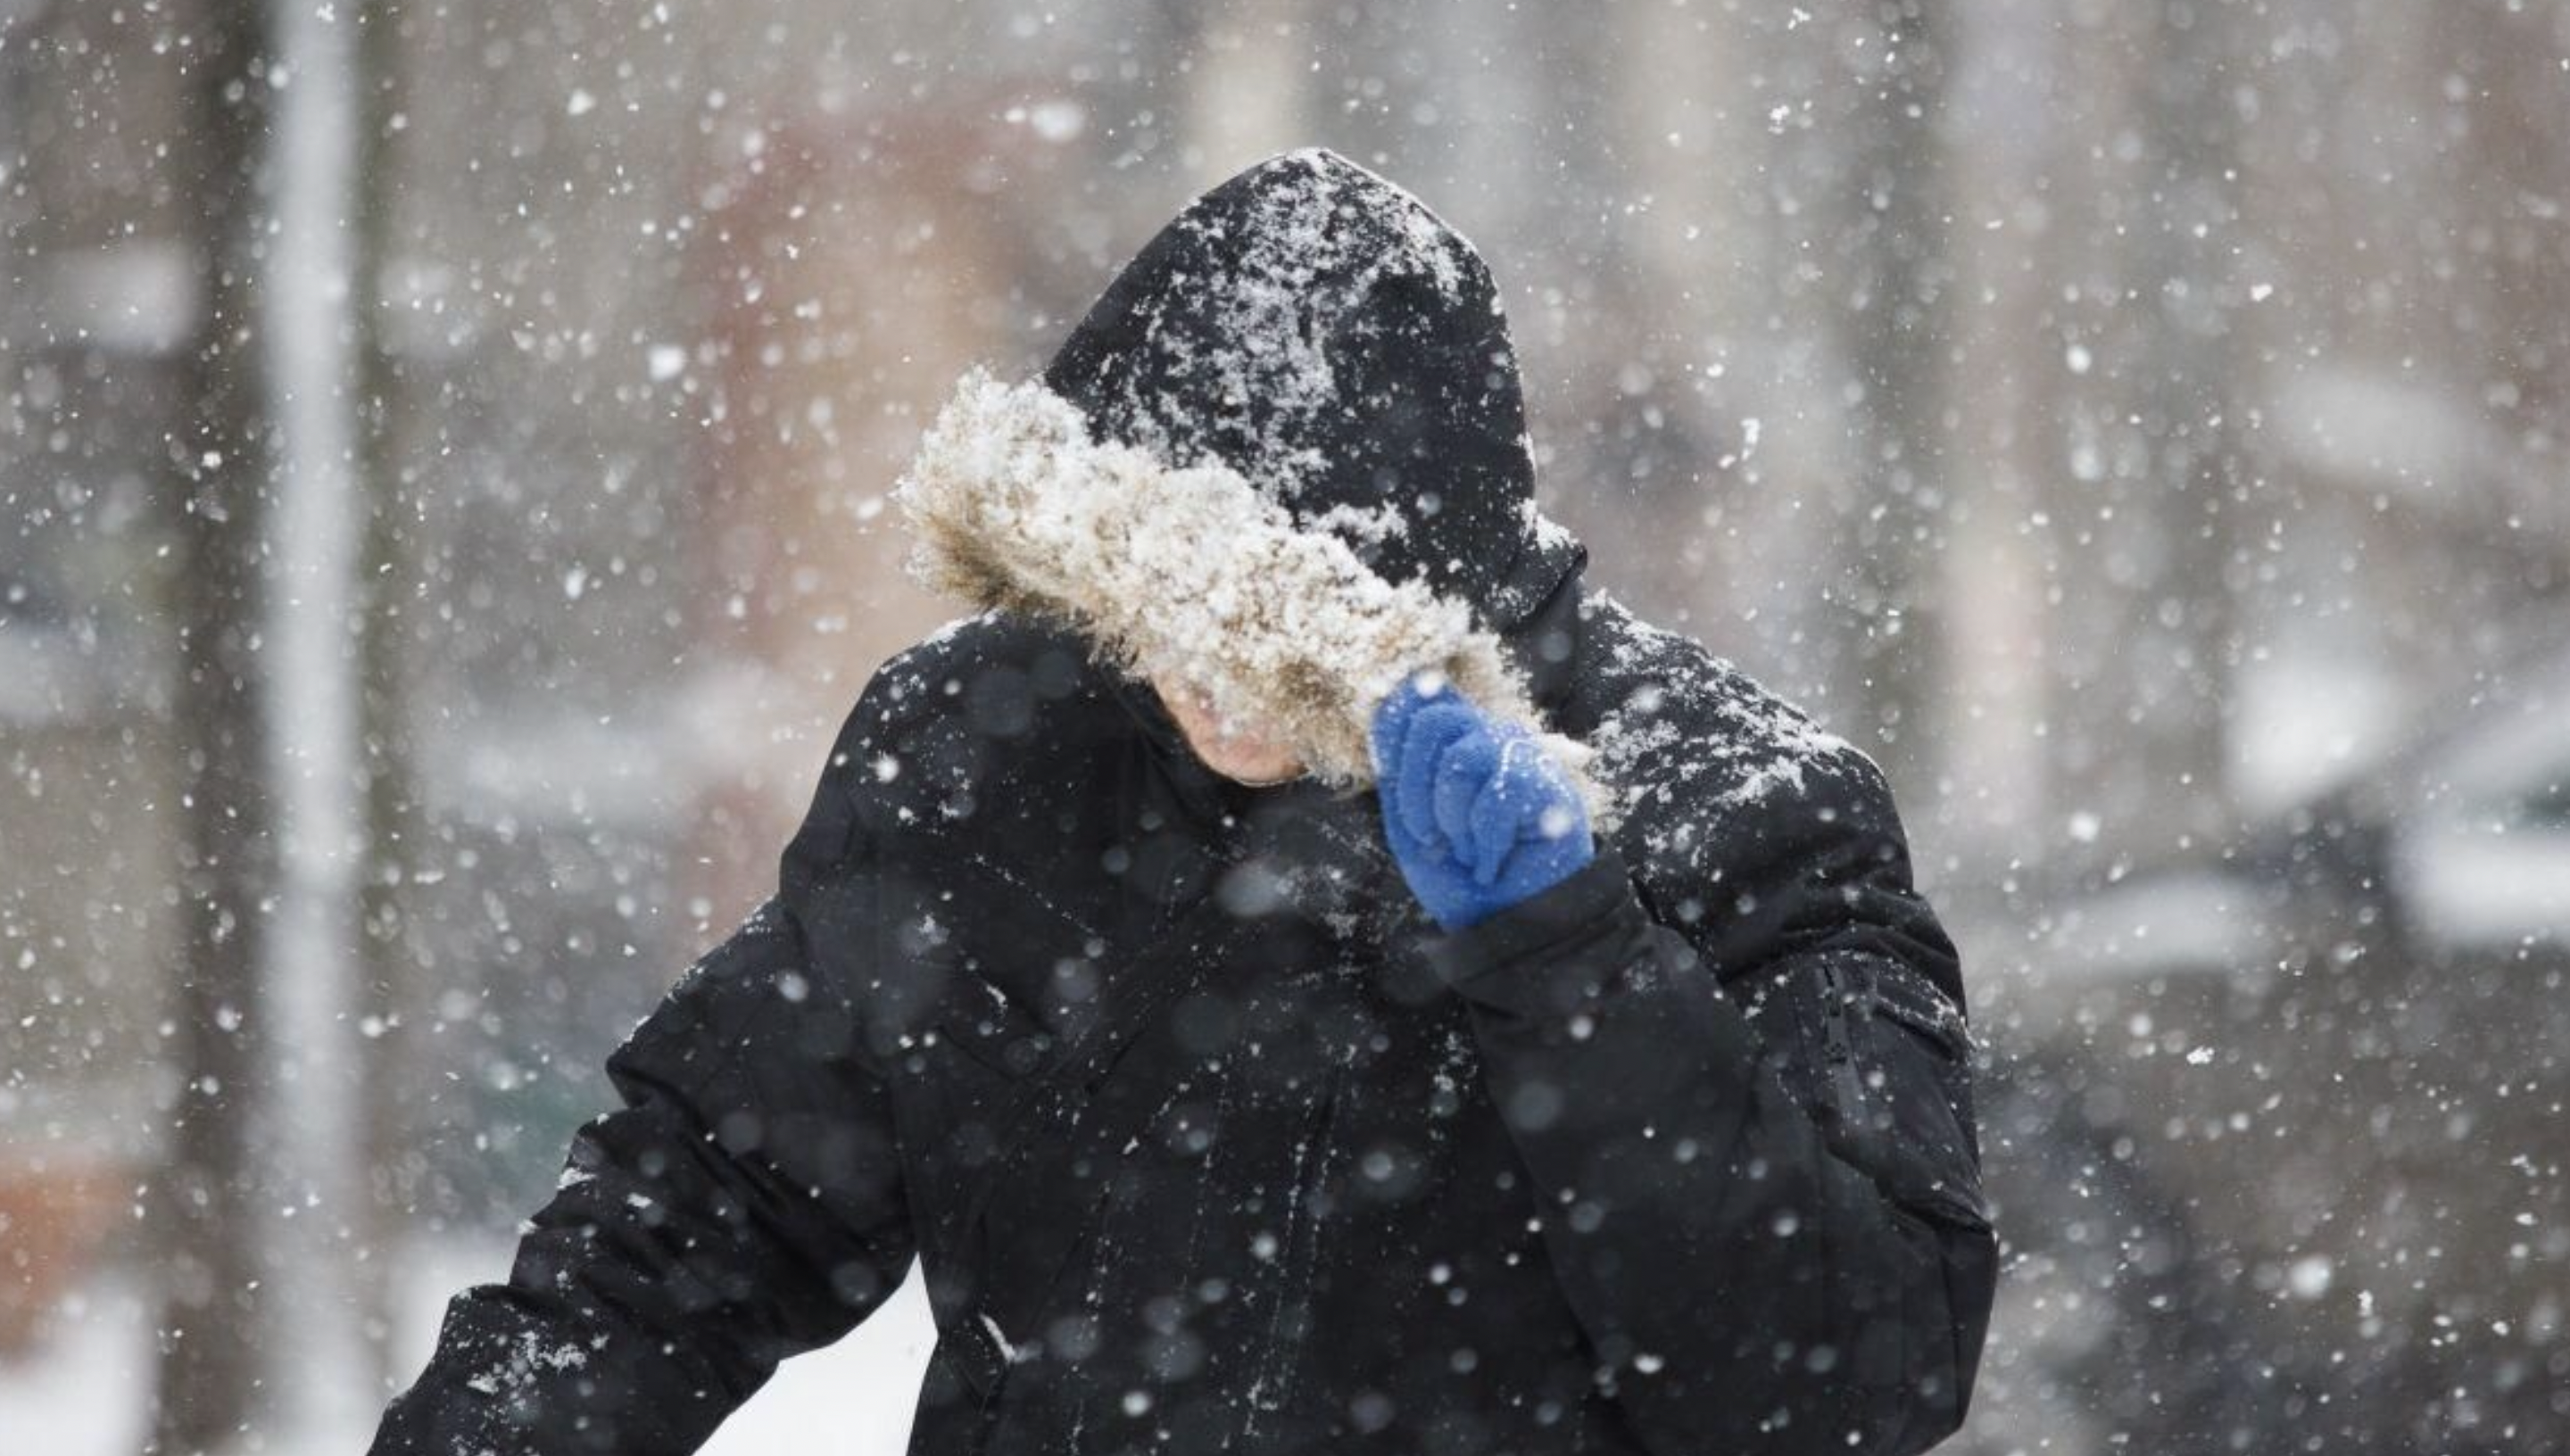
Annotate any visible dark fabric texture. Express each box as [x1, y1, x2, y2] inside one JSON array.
[[370, 149, 1995, 1456]]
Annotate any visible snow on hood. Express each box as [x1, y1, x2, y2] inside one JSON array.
[[1036, 147, 1582, 633]]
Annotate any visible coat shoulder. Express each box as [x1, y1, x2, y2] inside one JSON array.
[[1567, 592, 1903, 881], [827, 612, 1122, 837]]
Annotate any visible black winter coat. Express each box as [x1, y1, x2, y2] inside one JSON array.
[[371, 150, 1996, 1456]]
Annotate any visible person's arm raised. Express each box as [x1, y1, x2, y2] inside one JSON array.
[[1372, 679, 1996, 1456]]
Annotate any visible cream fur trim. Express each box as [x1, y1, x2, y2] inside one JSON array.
[[894, 368, 1603, 815]]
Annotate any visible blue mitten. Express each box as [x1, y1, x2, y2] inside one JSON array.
[[1371, 676, 1595, 930]]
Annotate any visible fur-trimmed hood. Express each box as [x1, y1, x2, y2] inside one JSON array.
[[895, 149, 1591, 797]]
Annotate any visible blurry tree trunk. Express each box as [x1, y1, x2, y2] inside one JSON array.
[[1183, 0, 1311, 170], [1089, 0, 1202, 176], [1503, 4, 1687, 616], [260, 0, 373, 1431], [2437, 4, 2570, 611], [2123, 0, 2248, 860], [351, 0, 424, 1394], [151, 2, 280, 1451], [1824, 0, 1953, 790]]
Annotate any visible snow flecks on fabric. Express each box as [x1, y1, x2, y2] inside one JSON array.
[[660, 898, 787, 1006], [1107, 149, 1479, 504], [895, 369, 1597, 805], [1426, 1024, 1478, 1125], [1519, 495, 1577, 555], [1580, 594, 1870, 869], [916, 610, 1000, 650], [979, 1311, 1036, 1367], [460, 1328, 596, 1401], [1305, 500, 1407, 547], [1239, 1080, 1339, 1437]]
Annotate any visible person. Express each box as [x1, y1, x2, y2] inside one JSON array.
[[369, 148, 1995, 1456]]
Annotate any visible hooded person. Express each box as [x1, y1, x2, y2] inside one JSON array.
[[369, 149, 1996, 1456]]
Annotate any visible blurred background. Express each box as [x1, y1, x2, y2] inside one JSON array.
[[3, 1, 2566, 1452]]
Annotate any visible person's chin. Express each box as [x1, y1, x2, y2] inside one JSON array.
[[1204, 746, 1306, 787]]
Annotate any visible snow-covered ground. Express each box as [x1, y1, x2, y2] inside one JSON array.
[[0, 1242, 937, 1455]]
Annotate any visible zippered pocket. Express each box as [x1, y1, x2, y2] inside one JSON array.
[[1846, 958, 1991, 1232], [1815, 957, 1877, 1145], [1761, 953, 1991, 1234]]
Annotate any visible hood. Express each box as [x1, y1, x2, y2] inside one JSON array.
[[892, 150, 1602, 811], [1039, 148, 1582, 632]]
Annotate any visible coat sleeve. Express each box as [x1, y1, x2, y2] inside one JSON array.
[[369, 718, 915, 1456], [1419, 766, 1997, 1456]]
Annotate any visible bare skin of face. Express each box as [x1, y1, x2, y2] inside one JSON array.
[[1153, 680, 1308, 787]]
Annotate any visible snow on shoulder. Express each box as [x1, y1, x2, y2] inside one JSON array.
[[1579, 594, 1878, 871], [893, 368, 1600, 810]]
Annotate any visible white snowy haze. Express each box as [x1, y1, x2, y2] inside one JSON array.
[[3, 1, 2567, 1453]]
